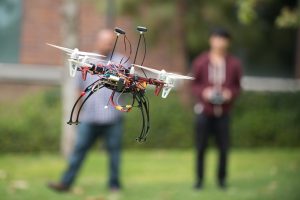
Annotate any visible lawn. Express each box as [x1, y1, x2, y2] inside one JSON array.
[[0, 149, 299, 200]]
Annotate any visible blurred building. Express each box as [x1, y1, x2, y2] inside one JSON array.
[[1, 0, 106, 66], [0, 0, 186, 73], [1, 0, 299, 92]]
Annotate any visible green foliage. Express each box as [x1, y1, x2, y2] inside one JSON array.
[[0, 88, 61, 153], [0, 88, 299, 152], [276, 7, 300, 28], [237, 0, 258, 25], [232, 92, 300, 147], [237, 0, 300, 28], [119, 0, 176, 45]]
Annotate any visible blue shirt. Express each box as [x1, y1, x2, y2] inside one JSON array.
[[75, 53, 129, 124]]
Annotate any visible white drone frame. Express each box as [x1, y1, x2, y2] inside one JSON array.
[[47, 43, 194, 98], [47, 43, 106, 77], [132, 64, 194, 98]]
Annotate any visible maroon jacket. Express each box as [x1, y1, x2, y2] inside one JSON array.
[[192, 52, 242, 116]]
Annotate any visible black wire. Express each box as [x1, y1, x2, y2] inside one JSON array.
[[141, 34, 147, 66], [144, 94, 150, 110], [119, 36, 126, 65], [85, 79, 102, 92], [130, 92, 136, 108], [135, 93, 144, 141], [123, 35, 132, 65], [110, 35, 119, 61], [133, 35, 141, 64], [143, 95, 150, 134], [136, 94, 146, 142], [140, 94, 150, 134], [133, 34, 148, 78], [143, 95, 150, 131], [143, 97, 150, 140], [139, 34, 147, 78], [135, 91, 151, 142], [140, 34, 148, 78]]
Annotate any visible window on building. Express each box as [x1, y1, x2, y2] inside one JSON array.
[[0, 0, 22, 63]]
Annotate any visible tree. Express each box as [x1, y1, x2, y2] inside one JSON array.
[[121, 0, 298, 77], [237, 0, 300, 78], [61, 0, 79, 158]]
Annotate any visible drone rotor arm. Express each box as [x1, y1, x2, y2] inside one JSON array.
[[47, 43, 106, 57], [47, 43, 74, 53], [132, 64, 161, 74], [167, 73, 195, 80], [71, 59, 93, 68], [78, 51, 106, 57]]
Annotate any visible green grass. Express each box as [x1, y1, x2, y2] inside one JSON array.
[[0, 149, 299, 200]]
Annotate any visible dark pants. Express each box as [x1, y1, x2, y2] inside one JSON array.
[[195, 113, 230, 184], [61, 120, 123, 188]]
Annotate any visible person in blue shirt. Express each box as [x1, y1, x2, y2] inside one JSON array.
[[48, 29, 128, 192]]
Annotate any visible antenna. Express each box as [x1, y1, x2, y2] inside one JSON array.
[[133, 26, 147, 64], [110, 27, 126, 61]]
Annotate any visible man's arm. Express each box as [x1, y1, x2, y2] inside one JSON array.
[[192, 59, 207, 101], [223, 60, 242, 103], [192, 57, 216, 103]]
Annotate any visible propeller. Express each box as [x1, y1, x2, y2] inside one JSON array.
[[167, 73, 195, 80], [47, 43, 106, 58], [132, 64, 194, 98], [132, 64, 194, 80], [71, 54, 107, 64]]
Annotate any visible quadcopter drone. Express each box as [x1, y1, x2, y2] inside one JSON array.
[[48, 26, 194, 142]]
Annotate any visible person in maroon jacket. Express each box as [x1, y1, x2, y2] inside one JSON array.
[[192, 28, 242, 189]]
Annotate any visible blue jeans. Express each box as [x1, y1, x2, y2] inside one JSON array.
[[61, 120, 123, 188]]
